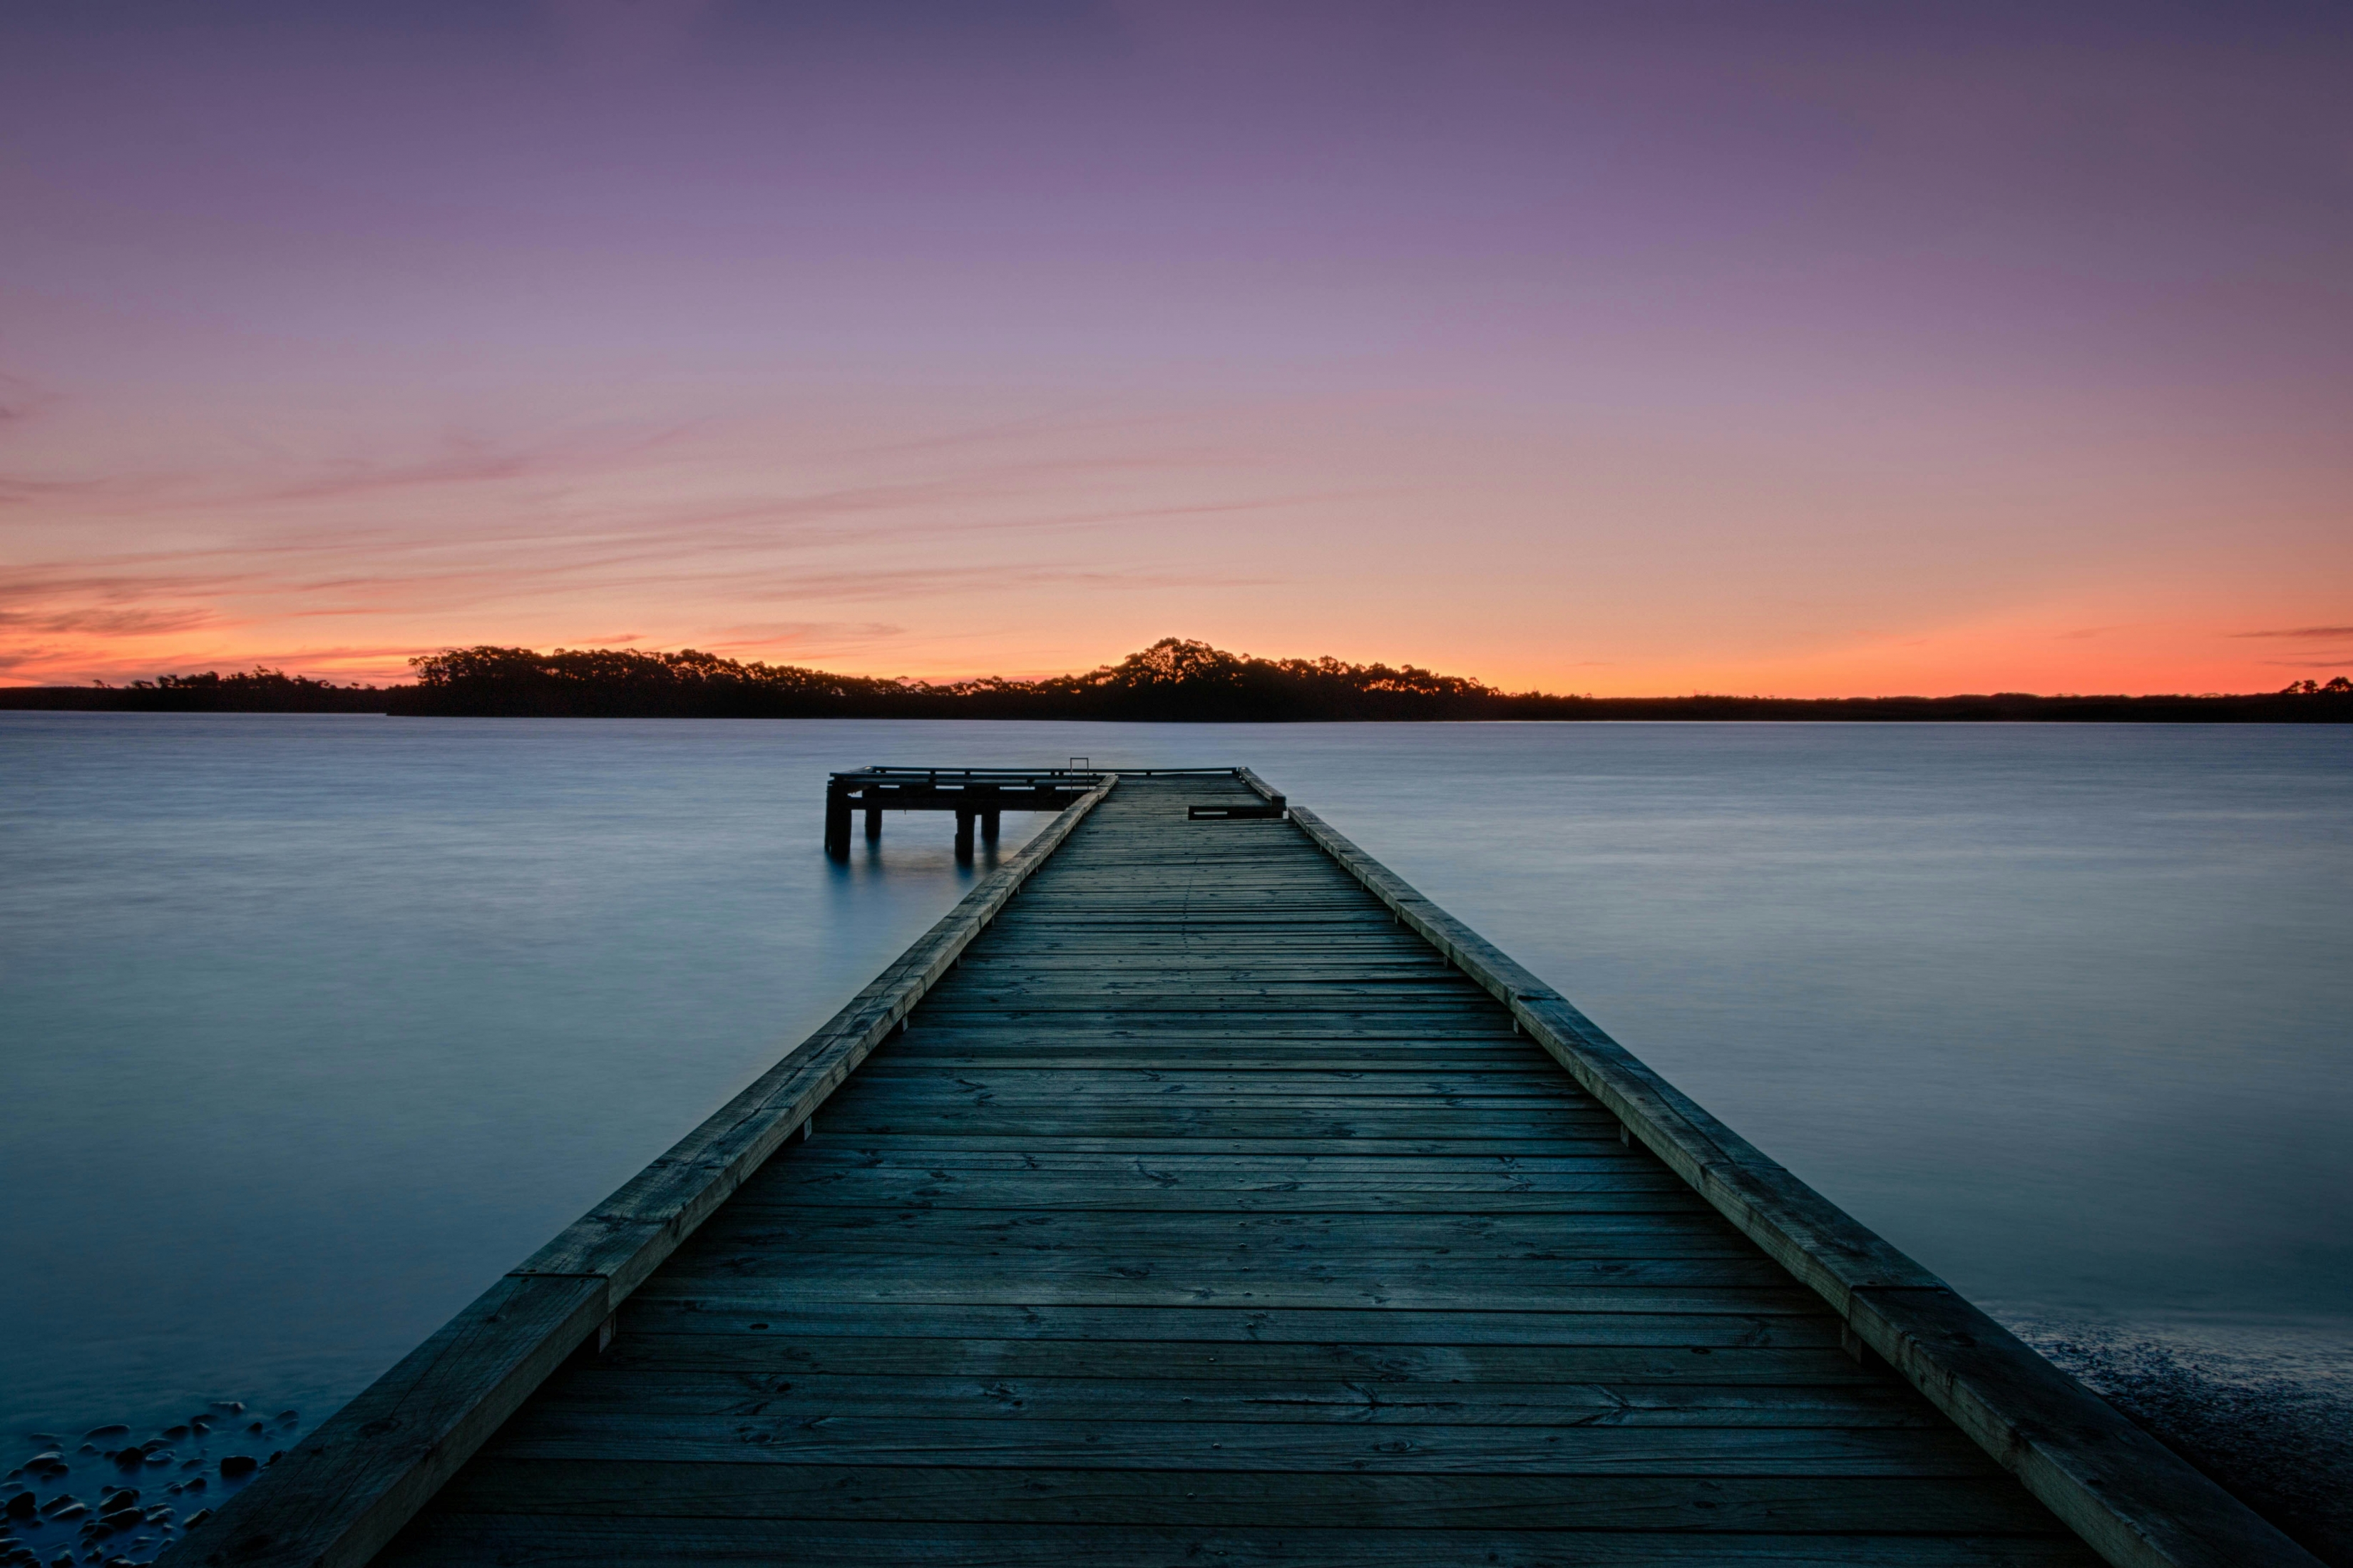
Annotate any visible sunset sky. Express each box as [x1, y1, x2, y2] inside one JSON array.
[[4, 1, 2349, 695]]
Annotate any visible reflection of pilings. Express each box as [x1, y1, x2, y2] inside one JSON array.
[[981, 809, 1000, 844], [954, 809, 976, 861], [824, 784, 853, 859]]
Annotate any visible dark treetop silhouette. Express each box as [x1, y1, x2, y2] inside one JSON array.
[[4, 639, 2349, 721]]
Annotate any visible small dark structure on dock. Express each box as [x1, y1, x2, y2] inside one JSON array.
[[185, 767, 2318, 1568]]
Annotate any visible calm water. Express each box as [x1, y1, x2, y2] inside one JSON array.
[[4, 716, 2349, 1544]]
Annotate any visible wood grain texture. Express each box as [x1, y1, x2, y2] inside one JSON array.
[[1283, 803, 2317, 1568], [384, 1515, 2106, 1567], [356, 774, 2118, 1567], [195, 769, 2286, 1568], [178, 779, 1118, 1568]]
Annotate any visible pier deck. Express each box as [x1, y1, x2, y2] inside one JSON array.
[[188, 772, 2317, 1568]]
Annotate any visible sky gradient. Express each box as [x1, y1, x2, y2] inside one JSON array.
[[4, 1, 2349, 695]]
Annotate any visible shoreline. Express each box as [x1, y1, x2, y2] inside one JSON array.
[[6, 686, 2352, 723]]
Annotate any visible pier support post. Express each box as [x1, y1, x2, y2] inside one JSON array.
[[865, 807, 882, 841], [981, 809, 1000, 844], [954, 808, 976, 861], [824, 784, 853, 859]]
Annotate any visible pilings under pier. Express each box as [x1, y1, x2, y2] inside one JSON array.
[[824, 767, 1097, 859]]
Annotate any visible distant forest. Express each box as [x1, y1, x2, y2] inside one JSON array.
[[5, 637, 2350, 722]]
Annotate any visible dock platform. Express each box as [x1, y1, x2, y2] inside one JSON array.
[[184, 771, 2317, 1567]]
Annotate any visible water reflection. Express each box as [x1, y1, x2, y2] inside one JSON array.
[[3, 714, 2347, 1554]]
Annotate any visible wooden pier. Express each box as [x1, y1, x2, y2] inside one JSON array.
[[824, 767, 1102, 860], [185, 770, 2317, 1567]]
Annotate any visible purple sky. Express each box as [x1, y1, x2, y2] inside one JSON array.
[[4, 1, 2349, 692]]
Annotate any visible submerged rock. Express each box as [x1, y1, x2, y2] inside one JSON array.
[[216, 1457, 255, 1480]]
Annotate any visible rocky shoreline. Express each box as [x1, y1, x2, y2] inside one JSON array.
[[1, 1404, 300, 1567], [2021, 1321, 2353, 1565]]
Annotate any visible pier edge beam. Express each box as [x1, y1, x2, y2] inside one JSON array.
[[178, 774, 1122, 1568]]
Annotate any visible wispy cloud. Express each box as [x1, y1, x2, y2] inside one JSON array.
[[0, 476, 111, 506], [0, 369, 56, 426], [0, 389, 1326, 685], [260, 440, 540, 504], [0, 606, 220, 636], [2232, 625, 2353, 640], [703, 621, 907, 655], [0, 644, 70, 674]]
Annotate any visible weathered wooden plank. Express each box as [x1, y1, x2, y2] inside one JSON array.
[[611, 1298, 1841, 1342], [631, 1259, 1807, 1313], [906, 1004, 1509, 1023], [436, 1460, 2064, 1532], [804, 1135, 1656, 1157], [682, 1211, 1759, 1258], [837, 1064, 1590, 1087], [380, 1515, 2101, 1567], [883, 1045, 1544, 1065], [954, 949, 1453, 964], [526, 1376, 1941, 1429], [477, 1416, 2004, 1475], [836, 1069, 1587, 1097], [742, 1153, 1672, 1180], [759, 1148, 1668, 1176], [809, 1108, 1624, 1139], [1283, 804, 2317, 1568], [816, 1100, 1616, 1127], [595, 1334, 1882, 1387], [730, 1184, 1705, 1215], [180, 779, 1121, 1568], [212, 771, 2287, 1568], [901, 1012, 1512, 1025]]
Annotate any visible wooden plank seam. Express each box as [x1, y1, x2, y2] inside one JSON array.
[[1281, 801, 2318, 1568], [179, 777, 1120, 1568]]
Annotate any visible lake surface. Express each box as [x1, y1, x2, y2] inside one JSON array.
[[4, 715, 2348, 1551]]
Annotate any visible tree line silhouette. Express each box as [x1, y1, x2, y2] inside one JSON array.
[[4, 638, 2349, 721]]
